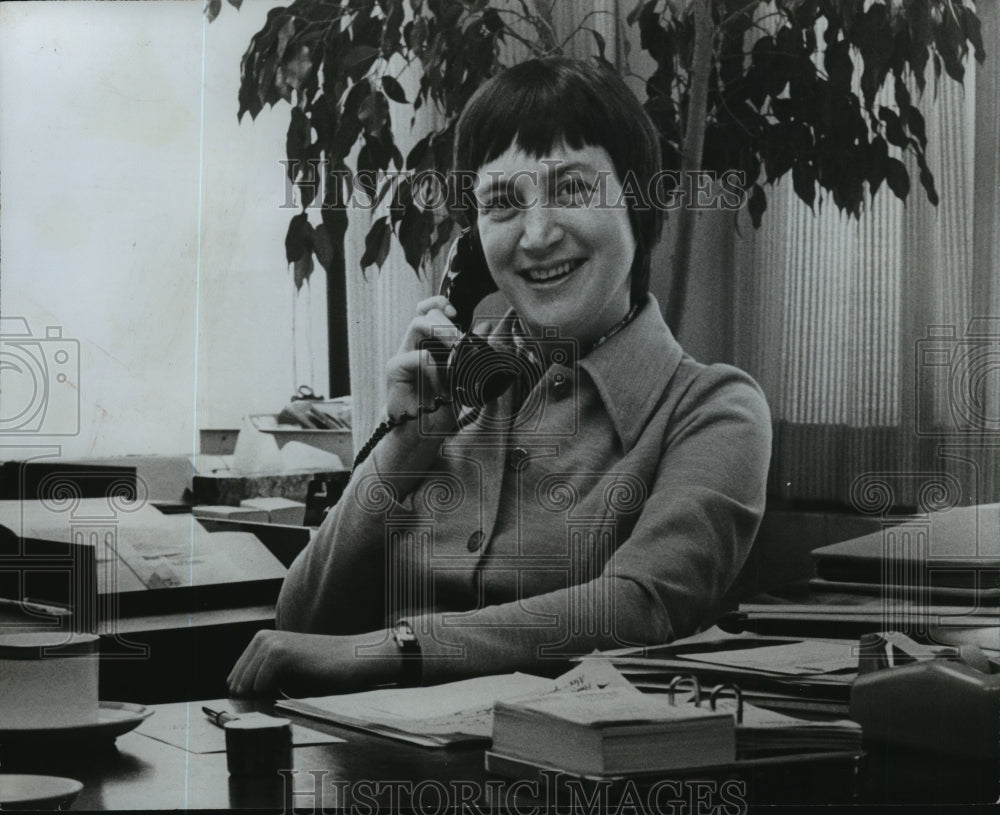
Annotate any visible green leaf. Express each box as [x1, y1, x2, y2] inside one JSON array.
[[356, 143, 378, 202], [258, 53, 281, 109], [276, 17, 295, 61], [344, 45, 378, 68], [792, 161, 816, 209], [280, 43, 314, 95], [389, 176, 412, 226], [346, 45, 379, 80], [381, 75, 408, 104], [238, 69, 262, 121], [330, 81, 370, 161], [885, 157, 910, 202], [309, 94, 337, 144], [360, 216, 391, 270], [406, 133, 431, 171], [205, 0, 221, 23], [293, 252, 314, 290], [961, 4, 986, 63], [588, 28, 606, 61], [866, 135, 888, 196], [824, 38, 852, 90], [381, 0, 404, 55], [285, 212, 313, 264], [286, 107, 311, 170], [893, 76, 911, 112], [482, 8, 503, 33], [878, 106, 907, 148], [410, 16, 428, 55], [227, 0, 242, 8], [358, 90, 390, 136], [626, 0, 648, 26], [915, 152, 939, 206], [934, 6, 966, 82], [398, 202, 430, 273]]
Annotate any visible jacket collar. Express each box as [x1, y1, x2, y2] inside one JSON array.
[[578, 294, 684, 451]]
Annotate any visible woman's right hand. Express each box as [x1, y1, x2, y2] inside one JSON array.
[[384, 295, 462, 438]]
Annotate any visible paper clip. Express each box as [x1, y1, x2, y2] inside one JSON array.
[[666, 675, 701, 706], [708, 682, 744, 724]]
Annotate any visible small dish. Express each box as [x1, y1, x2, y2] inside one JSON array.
[[0, 774, 83, 809], [0, 702, 153, 749]]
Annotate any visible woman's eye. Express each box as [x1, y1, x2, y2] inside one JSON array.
[[554, 177, 590, 205], [479, 194, 518, 220]]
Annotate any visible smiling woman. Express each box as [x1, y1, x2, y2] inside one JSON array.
[[228, 57, 772, 699]]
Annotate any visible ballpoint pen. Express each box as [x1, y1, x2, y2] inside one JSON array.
[[202, 706, 241, 728], [0, 596, 72, 616]]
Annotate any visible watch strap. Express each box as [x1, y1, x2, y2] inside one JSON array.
[[392, 621, 422, 687]]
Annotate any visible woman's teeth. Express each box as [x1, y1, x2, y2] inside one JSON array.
[[525, 260, 580, 282]]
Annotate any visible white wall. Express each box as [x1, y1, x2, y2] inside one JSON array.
[[0, 0, 328, 458]]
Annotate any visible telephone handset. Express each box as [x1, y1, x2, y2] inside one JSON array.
[[435, 229, 524, 410], [349, 230, 528, 473]]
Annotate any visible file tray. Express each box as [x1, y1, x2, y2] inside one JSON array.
[[485, 748, 865, 806]]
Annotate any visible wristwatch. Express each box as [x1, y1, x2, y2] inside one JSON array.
[[392, 621, 422, 687]]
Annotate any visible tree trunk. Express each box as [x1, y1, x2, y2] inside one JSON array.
[[666, 0, 714, 335]]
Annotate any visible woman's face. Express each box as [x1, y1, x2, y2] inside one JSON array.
[[473, 141, 636, 346]]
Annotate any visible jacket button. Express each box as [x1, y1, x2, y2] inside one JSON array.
[[508, 447, 529, 471], [467, 530, 484, 551]]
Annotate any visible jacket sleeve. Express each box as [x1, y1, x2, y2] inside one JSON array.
[[404, 366, 772, 683], [275, 449, 422, 636]]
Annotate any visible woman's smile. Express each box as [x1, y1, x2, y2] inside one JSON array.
[[520, 258, 585, 284]]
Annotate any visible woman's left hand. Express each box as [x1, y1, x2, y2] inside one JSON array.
[[227, 629, 399, 698]]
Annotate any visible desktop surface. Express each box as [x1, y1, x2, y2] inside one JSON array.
[[0, 698, 995, 811]]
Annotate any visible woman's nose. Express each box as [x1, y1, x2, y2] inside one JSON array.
[[518, 202, 563, 253]]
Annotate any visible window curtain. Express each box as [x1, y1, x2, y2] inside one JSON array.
[[731, 1, 1000, 510]]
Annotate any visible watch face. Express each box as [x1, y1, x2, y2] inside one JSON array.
[[394, 623, 417, 647]]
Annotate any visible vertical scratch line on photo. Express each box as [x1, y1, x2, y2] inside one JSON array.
[[183, 9, 212, 808]]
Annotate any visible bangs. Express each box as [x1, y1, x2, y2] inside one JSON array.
[[455, 59, 642, 182], [452, 57, 663, 306]]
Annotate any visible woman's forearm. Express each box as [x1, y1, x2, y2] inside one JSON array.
[[276, 424, 449, 634]]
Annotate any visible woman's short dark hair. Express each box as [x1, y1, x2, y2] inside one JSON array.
[[453, 57, 663, 306]]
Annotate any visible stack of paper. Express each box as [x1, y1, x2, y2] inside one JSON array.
[[492, 688, 735, 776], [583, 629, 858, 714], [737, 504, 1000, 642], [279, 661, 646, 748]]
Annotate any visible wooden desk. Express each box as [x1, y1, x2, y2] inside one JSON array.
[[1, 700, 483, 812], [1, 699, 995, 810]]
